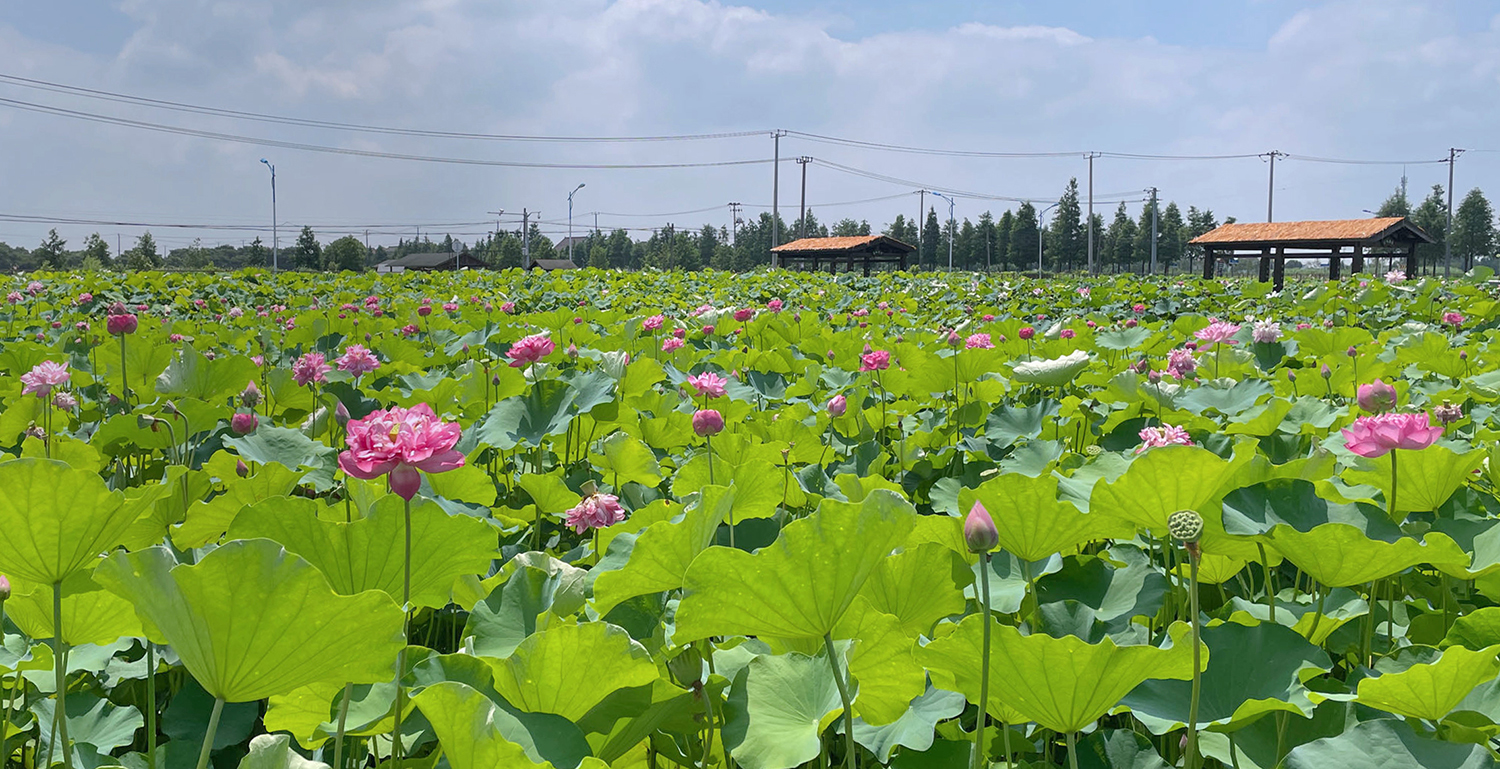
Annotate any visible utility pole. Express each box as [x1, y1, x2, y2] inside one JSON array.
[[1086, 152, 1098, 274], [796, 156, 812, 239], [1445, 147, 1463, 277], [594, 212, 599, 233], [259, 158, 278, 272], [364, 229, 370, 266], [1148, 187, 1160, 274], [931, 192, 956, 270], [487, 210, 505, 240], [522, 209, 531, 269], [918, 190, 926, 270], [1264, 150, 1284, 223], [728, 202, 742, 247], [771, 129, 786, 266]]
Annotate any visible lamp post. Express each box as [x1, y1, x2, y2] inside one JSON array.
[[1037, 201, 1061, 277], [259, 159, 277, 272], [931, 191, 956, 271], [568, 183, 586, 262]]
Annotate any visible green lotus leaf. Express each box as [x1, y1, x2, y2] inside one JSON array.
[[833, 597, 926, 726], [1443, 607, 1500, 650], [1356, 645, 1500, 721], [472, 381, 581, 450], [1090, 443, 1257, 556], [676, 490, 917, 641], [32, 692, 143, 767], [226, 494, 497, 609], [414, 681, 609, 769], [1121, 621, 1330, 733], [592, 485, 733, 616], [172, 461, 301, 549], [5, 571, 142, 647], [1282, 718, 1494, 769], [487, 621, 660, 722], [1264, 524, 1468, 587], [465, 563, 582, 659], [1342, 445, 1485, 520], [589, 431, 664, 487], [721, 646, 851, 769], [1176, 379, 1274, 417], [425, 463, 499, 506], [1226, 588, 1369, 646], [918, 616, 1201, 733], [94, 540, 405, 702], [1075, 729, 1171, 769], [674, 457, 804, 519], [236, 734, 332, 769], [1221, 478, 1403, 540], [1010, 351, 1091, 387], [851, 687, 966, 764], [959, 473, 1132, 562], [222, 425, 336, 475], [0, 458, 167, 584], [155, 345, 260, 402], [856, 543, 970, 637], [1035, 549, 1169, 632]]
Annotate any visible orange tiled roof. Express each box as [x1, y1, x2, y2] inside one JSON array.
[[1190, 218, 1429, 245], [771, 235, 914, 253]]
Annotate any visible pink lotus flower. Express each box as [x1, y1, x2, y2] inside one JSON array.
[[767, 299, 783, 312], [1018, 326, 1035, 340], [1357, 380, 1398, 413], [6, 292, 20, 304], [564, 492, 627, 534], [642, 314, 665, 331], [292, 352, 332, 387], [26, 281, 42, 296], [401, 324, 419, 337], [417, 304, 432, 317], [692, 409, 725, 437], [1132, 303, 1147, 314], [672, 328, 686, 339], [443, 302, 459, 314], [1443, 312, 1465, 328], [1059, 328, 1076, 339], [1341, 412, 1443, 458], [1167, 348, 1198, 378], [1434, 401, 1463, 425], [827, 394, 847, 417], [337, 345, 381, 379], [859, 350, 891, 372], [701, 325, 715, 335], [1385, 270, 1405, 284], [661, 337, 684, 353], [1194, 321, 1241, 347], [965, 333, 993, 349], [52, 391, 77, 410], [106, 314, 138, 336], [1251, 320, 1281, 344], [946, 331, 962, 346], [964, 501, 999, 553], [338, 403, 465, 500], [20, 361, 69, 397], [687, 372, 728, 399], [229, 412, 259, 435], [508, 334, 555, 368], [76, 292, 93, 305], [733, 308, 754, 322], [1136, 425, 1193, 453]]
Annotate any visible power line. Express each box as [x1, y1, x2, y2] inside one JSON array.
[[0, 96, 785, 170], [0, 73, 771, 144], [1282, 153, 1449, 166]]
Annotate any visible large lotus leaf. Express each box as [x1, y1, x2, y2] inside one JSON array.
[[575, 678, 700, 765], [917, 616, 1200, 733], [674, 456, 804, 520], [0, 458, 167, 584], [985, 399, 1061, 447], [172, 461, 301, 548], [1444, 607, 1500, 650], [676, 490, 916, 642], [236, 734, 332, 769], [959, 473, 1133, 562], [1356, 645, 1500, 721], [227, 494, 497, 609], [589, 431, 663, 487], [851, 687, 965, 763], [222, 425, 336, 474], [473, 381, 580, 450], [487, 622, 658, 722], [1090, 444, 1257, 556], [32, 692, 143, 766], [1176, 379, 1274, 417], [721, 647, 850, 769], [592, 485, 734, 616], [1075, 730, 1171, 769], [1170, 553, 1251, 586], [856, 543, 969, 637], [1226, 589, 1369, 646], [5, 571, 142, 647], [1343, 445, 1485, 519], [833, 597, 925, 726], [94, 540, 405, 702], [1264, 524, 1468, 587], [1121, 622, 1329, 733], [414, 681, 609, 769], [1035, 548, 1168, 631], [1430, 512, 1500, 580], [1282, 718, 1494, 769], [155, 345, 260, 402], [1221, 479, 1403, 541]]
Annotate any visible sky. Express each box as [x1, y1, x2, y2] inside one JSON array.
[[2, 0, 1500, 254]]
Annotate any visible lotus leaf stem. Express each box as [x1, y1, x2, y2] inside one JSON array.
[[1185, 554, 1202, 769], [53, 581, 72, 769], [194, 696, 224, 769], [146, 642, 157, 769], [392, 494, 413, 763], [334, 682, 353, 769], [822, 633, 856, 769], [973, 551, 992, 769], [1066, 730, 1080, 769]]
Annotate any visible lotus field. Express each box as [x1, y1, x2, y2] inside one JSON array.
[[6, 267, 1500, 769]]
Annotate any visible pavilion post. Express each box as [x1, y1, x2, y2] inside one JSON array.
[[1258, 249, 1271, 283], [1405, 242, 1417, 279], [1202, 249, 1215, 279], [1351, 244, 1364, 274], [1329, 248, 1341, 281], [1273, 248, 1286, 291]]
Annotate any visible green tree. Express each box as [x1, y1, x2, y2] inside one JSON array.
[[1453, 188, 1497, 270], [608, 229, 635, 269], [1184, 206, 1219, 274], [324, 235, 367, 272], [831, 218, 866, 237], [80, 232, 111, 270], [1105, 202, 1137, 272], [1010, 203, 1040, 273], [977, 211, 997, 271], [122, 232, 161, 271], [1412, 184, 1447, 273], [246, 237, 266, 268], [294, 226, 322, 271], [921, 208, 942, 271], [588, 245, 609, 269], [697, 225, 721, 270], [1158, 202, 1185, 270], [1376, 184, 1412, 217], [1133, 206, 1155, 273], [883, 214, 917, 246], [35, 229, 67, 269], [1048, 179, 1083, 271], [995, 210, 1014, 270]]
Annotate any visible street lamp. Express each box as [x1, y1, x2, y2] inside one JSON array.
[[1037, 201, 1061, 277], [259, 159, 277, 272], [930, 191, 957, 271], [568, 183, 586, 262]]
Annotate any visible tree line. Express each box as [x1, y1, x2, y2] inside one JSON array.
[[1, 181, 1495, 274]]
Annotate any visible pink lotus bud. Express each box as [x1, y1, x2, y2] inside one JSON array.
[[0, 574, 9, 601], [1346, 346, 1358, 358], [229, 412, 259, 435], [1321, 364, 1332, 379], [964, 501, 999, 553], [241, 381, 261, 409], [827, 394, 847, 417], [236, 459, 250, 478], [1018, 327, 1035, 340], [692, 409, 725, 437], [1356, 380, 1397, 413], [335, 400, 350, 428], [946, 331, 961, 346], [106, 314, 138, 336]]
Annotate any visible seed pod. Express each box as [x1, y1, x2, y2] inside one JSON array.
[[1168, 510, 1204, 544]]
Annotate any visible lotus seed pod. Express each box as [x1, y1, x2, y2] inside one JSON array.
[[1084, 445, 1103, 457], [1168, 510, 1204, 543]]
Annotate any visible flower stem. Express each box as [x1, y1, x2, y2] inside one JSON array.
[[119, 334, 129, 410], [194, 697, 224, 769], [973, 552, 992, 769], [392, 495, 412, 763], [146, 642, 156, 769], [334, 682, 352, 769], [53, 581, 72, 769], [822, 634, 856, 769], [1185, 555, 1202, 769], [1389, 450, 1398, 520]]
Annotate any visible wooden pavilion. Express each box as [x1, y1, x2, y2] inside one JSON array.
[[771, 235, 915, 275], [1190, 217, 1433, 290]]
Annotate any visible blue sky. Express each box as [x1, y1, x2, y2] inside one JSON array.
[[1, 0, 1499, 251]]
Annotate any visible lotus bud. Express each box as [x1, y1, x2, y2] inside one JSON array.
[[1460, 350, 1468, 361], [946, 330, 961, 346], [692, 409, 725, 437], [1356, 380, 1397, 413], [137, 414, 157, 430], [1320, 364, 1331, 379], [0, 574, 9, 602], [241, 381, 262, 409], [491, 374, 501, 386], [1147, 369, 1162, 384], [668, 646, 704, 688], [229, 412, 259, 435], [236, 458, 249, 478], [1287, 370, 1296, 382], [566, 343, 579, 359], [963, 501, 999, 554], [827, 394, 847, 417], [335, 400, 351, 428]]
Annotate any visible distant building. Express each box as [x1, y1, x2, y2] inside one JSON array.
[[771, 235, 916, 275], [552, 236, 590, 259], [375, 251, 487, 273], [530, 258, 579, 271]]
